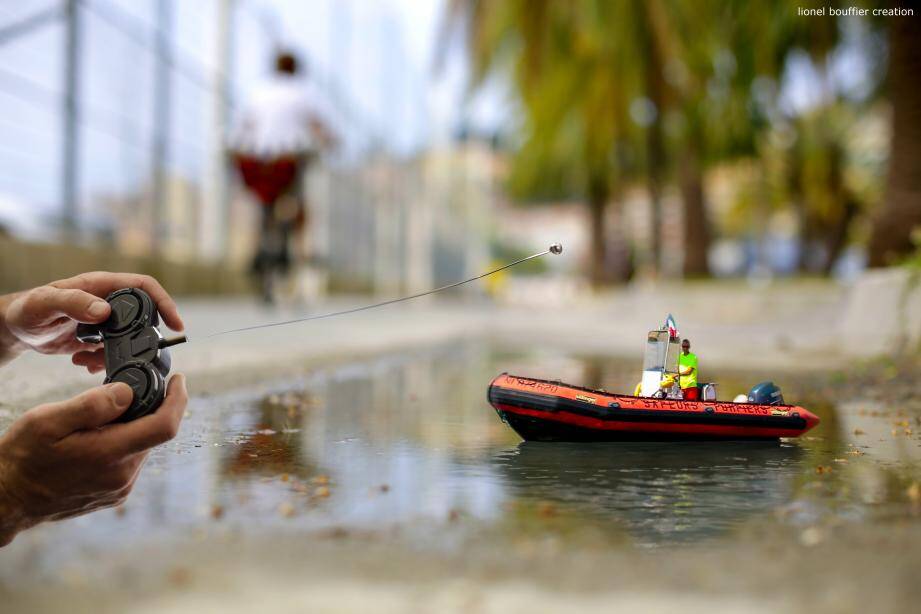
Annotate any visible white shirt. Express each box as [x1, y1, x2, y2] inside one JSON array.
[[229, 74, 319, 158]]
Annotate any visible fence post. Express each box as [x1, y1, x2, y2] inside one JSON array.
[[202, 0, 234, 262], [150, 0, 173, 256], [61, 0, 81, 241]]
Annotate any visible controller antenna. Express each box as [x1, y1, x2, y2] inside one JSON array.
[[205, 242, 564, 338], [159, 335, 188, 348]]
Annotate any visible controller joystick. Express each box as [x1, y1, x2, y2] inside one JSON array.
[[76, 288, 185, 422]]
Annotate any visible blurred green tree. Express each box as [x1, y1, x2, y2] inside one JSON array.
[[451, 0, 895, 280], [867, 13, 921, 266], [449, 0, 649, 284], [784, 106, 872, 274], [450, 0, 778, 281], [654, 0, 851, 276], [655, 0, 762, 277]]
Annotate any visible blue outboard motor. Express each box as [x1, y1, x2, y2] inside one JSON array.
[[748, 381, 785, 405]]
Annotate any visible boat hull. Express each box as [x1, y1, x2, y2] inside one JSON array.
[[488, 373, 820, 442]]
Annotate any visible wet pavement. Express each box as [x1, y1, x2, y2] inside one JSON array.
[[2, 340, 919, 587]]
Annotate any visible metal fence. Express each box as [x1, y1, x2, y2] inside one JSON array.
[[0, 0, 497, 296]]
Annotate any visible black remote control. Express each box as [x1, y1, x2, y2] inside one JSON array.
[[75, 288, 184, 422]]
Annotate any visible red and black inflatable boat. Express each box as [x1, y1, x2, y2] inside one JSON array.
[[488, 373, 820, 442]]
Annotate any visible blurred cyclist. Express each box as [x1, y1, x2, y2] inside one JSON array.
[[229, 51, 335, 303]]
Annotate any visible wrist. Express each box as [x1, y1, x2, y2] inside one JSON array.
[[0, 292, 26, 366], [0, 457, 29, 547]]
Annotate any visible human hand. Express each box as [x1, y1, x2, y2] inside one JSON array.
[[0, 272, 183, 370], [0, 375, 187, 546]]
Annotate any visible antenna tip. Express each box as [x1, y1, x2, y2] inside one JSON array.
[[549, 242, 563, 255], [159, 335, 188, 349]]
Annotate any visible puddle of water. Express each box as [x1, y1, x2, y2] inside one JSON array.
[[4, 342, 920, 576], [490, 440, 803, 545]]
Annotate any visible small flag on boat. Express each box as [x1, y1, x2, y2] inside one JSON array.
[[665, 314, 679, 339]]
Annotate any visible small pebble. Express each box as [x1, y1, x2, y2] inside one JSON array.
[[323, 527, 349, 539], [167, 567, 192, 587], [799, 527, 824, 547]]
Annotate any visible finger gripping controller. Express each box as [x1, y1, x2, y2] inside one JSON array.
[[75, 288, 178, 422]]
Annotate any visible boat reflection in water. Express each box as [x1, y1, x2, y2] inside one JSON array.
[[491, 440, 803, 546]]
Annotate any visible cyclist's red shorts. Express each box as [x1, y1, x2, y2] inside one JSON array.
[[682, 386, 700, 401], [234, 155, 299, 206]]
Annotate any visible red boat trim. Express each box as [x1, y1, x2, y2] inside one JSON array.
[[498, 405, 806, 439], [491, 372, 800, 411], [488, 386, 808, 431]]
